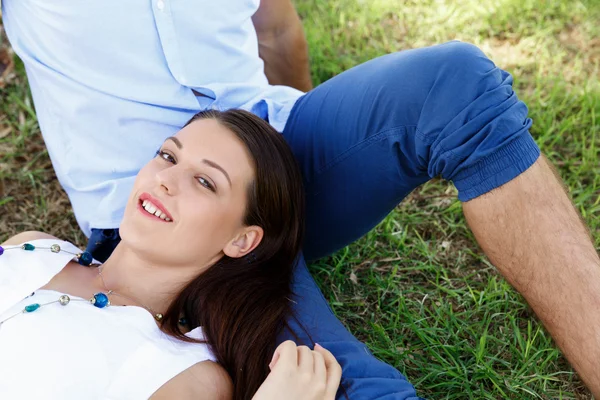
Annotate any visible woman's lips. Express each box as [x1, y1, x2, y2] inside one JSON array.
[[136, 200, 171, 222], [138, 192, 174, 221]]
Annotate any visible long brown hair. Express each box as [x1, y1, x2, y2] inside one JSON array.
[[161, 109, 305, 399]]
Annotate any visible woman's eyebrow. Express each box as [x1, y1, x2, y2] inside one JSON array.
[[203, 159, 232, 187], [165, 136, 183, 149], [164, 136, 232, 187]]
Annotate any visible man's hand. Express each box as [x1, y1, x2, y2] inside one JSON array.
[[252, 0, 312, 92], [252, 341, 342, 400]]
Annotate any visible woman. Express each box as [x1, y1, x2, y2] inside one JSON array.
[[0, 109, 342, 399]]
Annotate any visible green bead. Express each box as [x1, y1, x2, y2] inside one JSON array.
[[24, 303, 40, 312], [22, 243, 35, 251]]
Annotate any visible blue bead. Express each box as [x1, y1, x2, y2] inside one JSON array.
[[24, 303, 41, 313], [0, 246, 4, 256], [92, 293, 110, 308], [78, 251, 93, 266]]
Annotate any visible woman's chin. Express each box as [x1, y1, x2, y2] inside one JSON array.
[[118, 223, 159, 255], [120, 216, 171, 248]]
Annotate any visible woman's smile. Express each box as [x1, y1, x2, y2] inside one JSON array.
[[136, 200, 172, 223]]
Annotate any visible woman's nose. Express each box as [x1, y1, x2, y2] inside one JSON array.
[[155, 168, 179, 195]]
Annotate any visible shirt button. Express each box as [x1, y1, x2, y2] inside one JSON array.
[[157, 0, 165, 10]]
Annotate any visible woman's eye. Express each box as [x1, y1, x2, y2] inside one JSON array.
[[156, 150, 175, 163], [155, 150, 215, 192], [197, 177, 216, 192]]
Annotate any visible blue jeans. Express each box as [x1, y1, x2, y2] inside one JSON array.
[[87, 42, 540, 399]]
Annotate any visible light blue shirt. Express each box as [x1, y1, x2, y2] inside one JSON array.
[[2, 0, 304, 237]]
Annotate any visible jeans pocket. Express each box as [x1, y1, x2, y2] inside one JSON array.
[[86, 228, 120, 262]]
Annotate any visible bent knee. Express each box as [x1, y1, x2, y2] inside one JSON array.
[[436, 41, 494, 75], [417, 41, 511, 118]]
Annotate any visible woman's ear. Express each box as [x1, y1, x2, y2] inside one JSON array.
[[223, 226, 264, 258]]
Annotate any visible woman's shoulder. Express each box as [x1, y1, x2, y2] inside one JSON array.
[[1, 231, 61, 246], [0, 231, 84, 317], [1, 231, 83, 258], [150, 360, 233, 400]]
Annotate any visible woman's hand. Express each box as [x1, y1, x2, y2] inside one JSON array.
[[252, 341, 342, 400]]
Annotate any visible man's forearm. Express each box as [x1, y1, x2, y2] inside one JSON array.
[[257, 24, 312, 93]]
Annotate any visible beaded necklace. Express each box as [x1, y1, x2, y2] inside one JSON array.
[[0, 243, 187, 328]]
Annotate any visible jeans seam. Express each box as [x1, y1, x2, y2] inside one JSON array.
[[315, 125, 415, 177]]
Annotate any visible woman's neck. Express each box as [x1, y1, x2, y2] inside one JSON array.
[[93, 243, 199, 317]]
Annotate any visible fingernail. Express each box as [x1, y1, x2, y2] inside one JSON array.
[[315, 343, 322, 349]]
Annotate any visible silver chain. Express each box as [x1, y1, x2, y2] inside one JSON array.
[[97, 266, 164, 321]]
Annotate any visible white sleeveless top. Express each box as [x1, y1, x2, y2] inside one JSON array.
[[0, 239, 216, 400]]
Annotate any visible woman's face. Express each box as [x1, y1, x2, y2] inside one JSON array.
[[120, 118, 258, 268]]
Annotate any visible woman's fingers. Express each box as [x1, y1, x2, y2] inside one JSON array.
[[297, 345, 313, 374], [271, 340, 298, 370], [314, 343, 342, 398], [312, 348, 327, 387], [258, 341, 341, 400], [268, 348, 280, 371]]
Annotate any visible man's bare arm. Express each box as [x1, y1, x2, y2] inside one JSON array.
[[463, 156, 600, 396], [252, 0, 312, 92]]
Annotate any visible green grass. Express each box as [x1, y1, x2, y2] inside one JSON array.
[[1, 0, 600, 398]]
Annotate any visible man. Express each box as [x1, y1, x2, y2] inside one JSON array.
[[2, 0, 599, 398]]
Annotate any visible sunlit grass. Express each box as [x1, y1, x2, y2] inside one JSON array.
[[296, 0, 599, 398], [1, 0, 599, 398]]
